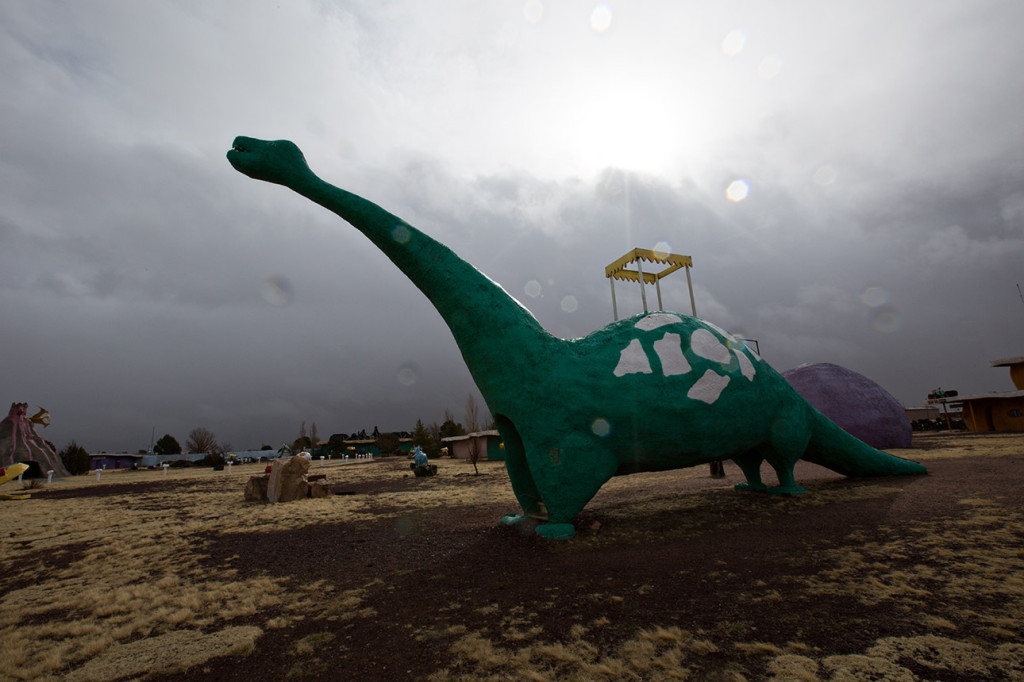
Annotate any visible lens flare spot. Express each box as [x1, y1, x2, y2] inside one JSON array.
[[721, 29, 746, 57], [860, 285, 889, 308], [391, 223, 411, 244], [652, 241, 672, 259], [523, 0, 543, 24], [590, 4, 613, 32], [397, 363, 420, 386], [870, 305, 902, 333], [813, 165, 838, 187], [726, 179, 749, 202], [262, 275, 293, 306], [524, 280, 542, 298], [591, 418, 611, 437], [561, 295, 578, 313], [758, 55, 783, 80], [726, 334, 748, 352]]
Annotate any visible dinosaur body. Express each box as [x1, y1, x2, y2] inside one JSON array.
[[228, 137, 926, 539]]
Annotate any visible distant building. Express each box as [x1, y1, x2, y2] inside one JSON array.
[[90, 453, 145, 470], [442, 430, 505, 461], [929, 356, 1024, 432], [904, 407, 940, 422]]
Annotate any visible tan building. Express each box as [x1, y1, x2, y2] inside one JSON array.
[[929, 356, 1024, 432], [442, 430, 505, 461]]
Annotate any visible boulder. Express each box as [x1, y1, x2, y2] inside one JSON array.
[[244, 475, 269, 502], [267, 456, 311, 503], [782, 362, 911, 449], [309, 479, 332, 498]]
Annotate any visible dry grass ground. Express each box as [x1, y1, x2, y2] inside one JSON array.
[[0, 432, 1021, 680]]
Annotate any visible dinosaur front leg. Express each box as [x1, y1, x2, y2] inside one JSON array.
[[495, 416, 547, 527], [498, 423, 618, 540], [528, 436, 620, 540]]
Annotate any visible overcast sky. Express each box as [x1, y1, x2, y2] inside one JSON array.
[[2, 1, 1022, 454]]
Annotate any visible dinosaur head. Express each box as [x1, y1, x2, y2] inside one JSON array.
[[227, 137, 314, 188]]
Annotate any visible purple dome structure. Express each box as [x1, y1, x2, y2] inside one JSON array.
[[782, 362, 911, 449]]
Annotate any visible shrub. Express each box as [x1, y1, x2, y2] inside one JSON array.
[[375, 432, 401, 456], [200, 453, 225, 467]]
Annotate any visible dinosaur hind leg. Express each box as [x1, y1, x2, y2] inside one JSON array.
[[732, 451, 768, 492], [764, 417, 810, 496]]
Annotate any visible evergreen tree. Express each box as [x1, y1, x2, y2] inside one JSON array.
[[412, 419, 441, 458], [375, 432, 400, 455], [327, 433, 347, 455], [439, 409, 465, 440], [153, 433, 182, 455], [59, 441, 91, 475]]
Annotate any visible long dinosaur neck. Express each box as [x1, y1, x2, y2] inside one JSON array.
[[294, 176, 553, 393]]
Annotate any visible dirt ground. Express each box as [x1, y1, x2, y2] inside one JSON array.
[[1, 431, 1023, 680]]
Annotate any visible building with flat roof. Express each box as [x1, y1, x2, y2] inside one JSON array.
[[928, 356, 1024, 432], [442, 430, 505, 461]]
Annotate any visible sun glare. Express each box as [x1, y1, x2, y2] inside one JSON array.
[[562, 81, 695, 175]]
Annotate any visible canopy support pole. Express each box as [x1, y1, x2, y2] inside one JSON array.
[[636, 258, 648, 313], [610, 278, 618, 321], [685, 265, 697, 317]]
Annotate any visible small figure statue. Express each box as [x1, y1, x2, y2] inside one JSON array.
[[410, 446, 436, 477]]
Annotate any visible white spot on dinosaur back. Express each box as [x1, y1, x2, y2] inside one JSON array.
[[653, 333, 691, 376], [613, 338, 652, 376], [691, 329, 731, 363], [703, 321, 732, 337], [736, 351, 756, 380], [688, 370, 730, 404], [635, 313, 682, 331]]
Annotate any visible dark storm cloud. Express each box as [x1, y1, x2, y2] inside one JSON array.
[[1, 1, 1022, 453]]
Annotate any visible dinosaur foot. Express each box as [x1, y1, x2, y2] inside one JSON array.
[[734, 482, 768, 492], [767, 484, 807, 496], [535, 523, 576, 540]]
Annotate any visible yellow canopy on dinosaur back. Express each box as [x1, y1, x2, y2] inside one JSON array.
[[605, 248, 696, 320]]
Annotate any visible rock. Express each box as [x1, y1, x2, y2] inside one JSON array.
[[244, 475, 269, 502], [267, 456, 311, 503], [782, 362, 912, 449], [309, 479, 332, 498]]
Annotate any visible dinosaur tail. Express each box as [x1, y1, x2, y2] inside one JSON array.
[[803, 410, 927, 477]]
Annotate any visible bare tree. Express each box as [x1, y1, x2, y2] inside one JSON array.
[[464, 395, 480, 433], [310, 421, 319, 452], [186, 427, 218, 454], [465, 394, 481, 474], [292, 420, 310, 452]]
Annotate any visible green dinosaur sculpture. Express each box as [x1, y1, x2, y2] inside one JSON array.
[[228, 137, 927, 540]]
